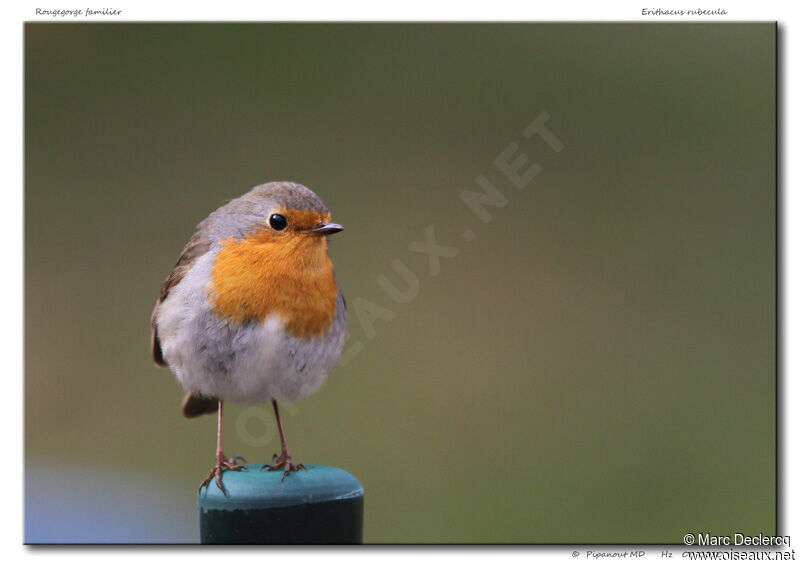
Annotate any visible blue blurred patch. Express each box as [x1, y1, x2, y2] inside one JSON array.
[[25, 460, 197, 544]]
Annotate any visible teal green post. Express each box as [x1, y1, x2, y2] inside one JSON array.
[[198, 465, 364, 544]]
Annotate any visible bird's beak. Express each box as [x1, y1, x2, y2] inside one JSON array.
[[307, 222, 344, 235]]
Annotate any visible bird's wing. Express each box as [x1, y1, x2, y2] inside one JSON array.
[[150, 229, 212, 367]]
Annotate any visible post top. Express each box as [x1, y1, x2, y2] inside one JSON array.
[[197, 464, 363, 512]]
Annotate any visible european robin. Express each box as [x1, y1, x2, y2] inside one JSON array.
[[150, 182, 346, 494]]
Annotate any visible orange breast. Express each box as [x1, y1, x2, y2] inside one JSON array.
[[208, 229, 339, 339]]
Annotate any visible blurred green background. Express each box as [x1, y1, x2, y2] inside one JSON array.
[[24, 23, 776, 543]]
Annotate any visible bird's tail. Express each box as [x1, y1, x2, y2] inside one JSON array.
[[181, 393, 219, 418]]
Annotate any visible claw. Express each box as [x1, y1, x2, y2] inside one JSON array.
[[262, 451, 305, 480], [198, 452, 246, 496], [214, 469, 228, 496]]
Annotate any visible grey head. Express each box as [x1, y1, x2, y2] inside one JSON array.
[[201, 181, 331, 242]]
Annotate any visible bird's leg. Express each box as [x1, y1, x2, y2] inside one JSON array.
[[199, 400, 246, 496], [261, 399, 306, 480]]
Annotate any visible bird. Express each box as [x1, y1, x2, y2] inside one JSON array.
[[150, 181, 346, 495]]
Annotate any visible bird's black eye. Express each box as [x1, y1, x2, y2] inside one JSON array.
[[269, 213, 288, 231]]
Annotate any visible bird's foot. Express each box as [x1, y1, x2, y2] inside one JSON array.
[[199, 453, 247, 496], [260, 451, 306, 481]]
